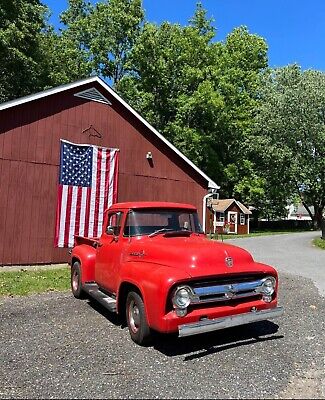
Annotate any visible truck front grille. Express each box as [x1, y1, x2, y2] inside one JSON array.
[[191, 276, 267, 304]]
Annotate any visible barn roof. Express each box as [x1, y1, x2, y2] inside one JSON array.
[[0, 76, 219, 190], [210, 199, 252, 214]]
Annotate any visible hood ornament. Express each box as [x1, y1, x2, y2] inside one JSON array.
[[225, 256, 233, 267]]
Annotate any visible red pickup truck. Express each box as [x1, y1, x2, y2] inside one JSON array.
[[70, 201, 283, 345]]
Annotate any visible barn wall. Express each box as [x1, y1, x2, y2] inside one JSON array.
[[0, 83, 207, 265]]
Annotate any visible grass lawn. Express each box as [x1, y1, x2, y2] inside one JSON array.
[[313, 237, 325, 250], [0, 267, 70, 297]]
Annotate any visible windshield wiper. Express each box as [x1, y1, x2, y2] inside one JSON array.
[[149, 228, 193, 238], [164, 230, 192, 237], [148, 228, 174, 238]]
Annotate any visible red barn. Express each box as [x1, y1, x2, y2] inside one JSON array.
[[0, 77, 219, 265]]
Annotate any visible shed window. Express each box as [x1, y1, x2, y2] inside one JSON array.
[[219, 212, 225, 222], [240, 213, 245, 225]]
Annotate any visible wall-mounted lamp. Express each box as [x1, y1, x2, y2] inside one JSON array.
[[146, 151, 153, 160]]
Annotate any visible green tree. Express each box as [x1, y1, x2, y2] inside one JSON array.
[[44, 0, 144, 87], [208, 26, 268, 196], [89, 0, 144, 85], [119, 11, 268, 198], [42, 0, 94, 86], [119, 3, 215, 126], [0, 0, 49, 102], [252, 64, 325, 228]]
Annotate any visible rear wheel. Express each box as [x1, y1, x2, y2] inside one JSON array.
[[71, 261, 86, 299], [126, 291, 152, 345]]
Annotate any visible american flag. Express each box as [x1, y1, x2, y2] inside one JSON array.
[[54, 140, 119, 247]]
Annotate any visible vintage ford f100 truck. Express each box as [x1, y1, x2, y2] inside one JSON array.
[[70, 202, 283, 345]]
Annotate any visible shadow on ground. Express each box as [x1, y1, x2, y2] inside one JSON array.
[[153, 320, 282, 359], [87, 298, 122, 326], [86, 298, 283, 358]]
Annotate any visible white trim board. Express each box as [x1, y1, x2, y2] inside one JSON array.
[[0, 76, 220, 190]]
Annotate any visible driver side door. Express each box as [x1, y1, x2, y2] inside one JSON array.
[[95, 211, 123, 294]]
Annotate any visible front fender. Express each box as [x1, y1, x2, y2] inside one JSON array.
[[118, 262, 191, 331], [71, 244, 96, 284]]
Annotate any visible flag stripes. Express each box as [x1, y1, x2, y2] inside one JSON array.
[[54, 140, 119, 248]]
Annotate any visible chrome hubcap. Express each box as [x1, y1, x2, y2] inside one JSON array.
[[72, 270, 78, 292], [128, 300, 140, 333]]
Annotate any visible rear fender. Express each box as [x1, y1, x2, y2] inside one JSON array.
[[71, 244, 96, 284]]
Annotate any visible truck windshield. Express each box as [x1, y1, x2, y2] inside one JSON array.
[[124, 209, 204, 237]]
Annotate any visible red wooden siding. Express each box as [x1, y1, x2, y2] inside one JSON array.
[[0, 83, 207, 265]]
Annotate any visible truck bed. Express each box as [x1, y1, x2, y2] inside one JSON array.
[[74, 235, 99, 247]]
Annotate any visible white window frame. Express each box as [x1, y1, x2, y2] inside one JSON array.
[[240, 213, 245, 225]]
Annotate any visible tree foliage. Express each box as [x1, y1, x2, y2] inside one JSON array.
[[251, 64, 325, 226], [118, 6, 268, 198], [0, 0, 49, 101], [41, 0, 94, 86], [43, 0, 145, 87], [89, 0, 144, 84]]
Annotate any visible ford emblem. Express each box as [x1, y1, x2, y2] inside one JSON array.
[[225, 257, 233, 267]]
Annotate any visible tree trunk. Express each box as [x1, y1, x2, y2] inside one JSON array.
[[302, 201, 323, 230], [312, 205, 324, 230]]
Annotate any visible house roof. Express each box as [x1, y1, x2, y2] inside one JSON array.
[[209, 199, 252, 214], [0, 76, 219, 190], [289, 204, 314, 217]]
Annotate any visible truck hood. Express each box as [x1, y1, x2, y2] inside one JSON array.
[[126, 235, 275, 278]]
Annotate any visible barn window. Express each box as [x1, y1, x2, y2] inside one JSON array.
[[219, 212, 225, 222], [240, 213, 245, 225]]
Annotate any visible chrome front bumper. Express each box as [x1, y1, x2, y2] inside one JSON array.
[[178, 306, 284, 337]]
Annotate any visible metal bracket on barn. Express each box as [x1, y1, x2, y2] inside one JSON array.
[[82, 124, 102, 139]]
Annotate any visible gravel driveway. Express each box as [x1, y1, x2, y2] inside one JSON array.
[[1, 232, 324, 399]]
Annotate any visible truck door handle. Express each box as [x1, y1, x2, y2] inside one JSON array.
[[97, 242, 103, 247]]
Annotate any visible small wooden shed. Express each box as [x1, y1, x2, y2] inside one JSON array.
[[208, 198, 252, 235]]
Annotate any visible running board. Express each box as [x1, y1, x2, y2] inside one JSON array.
[[83, 283, 117, 312]]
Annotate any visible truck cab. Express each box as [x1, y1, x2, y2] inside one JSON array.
[[70, 202, 283, 345]]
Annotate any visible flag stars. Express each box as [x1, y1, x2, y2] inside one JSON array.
[[59, 142, 93, 187]]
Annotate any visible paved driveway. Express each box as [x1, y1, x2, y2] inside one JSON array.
[[226, 231, 325, 296]]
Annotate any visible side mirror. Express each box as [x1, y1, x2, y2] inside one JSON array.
[[106, 226, 119, 242], [106, 226, 115, 235]]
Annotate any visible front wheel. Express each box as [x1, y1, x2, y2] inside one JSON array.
[[126, 291, 152, 346], [71, 261, 86, 299]]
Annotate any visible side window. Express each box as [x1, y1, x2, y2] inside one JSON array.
[[106, 212, 123, 236], [240, 213, 245, 225]]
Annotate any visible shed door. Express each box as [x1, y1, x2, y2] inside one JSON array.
[[228, 211, 238, 234]]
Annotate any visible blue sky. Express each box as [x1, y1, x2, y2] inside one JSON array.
[[44, 0, 325, 71]]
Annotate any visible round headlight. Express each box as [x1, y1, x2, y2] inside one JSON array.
[[172, 286, 191, 309], [262, 277, 276, 296]]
